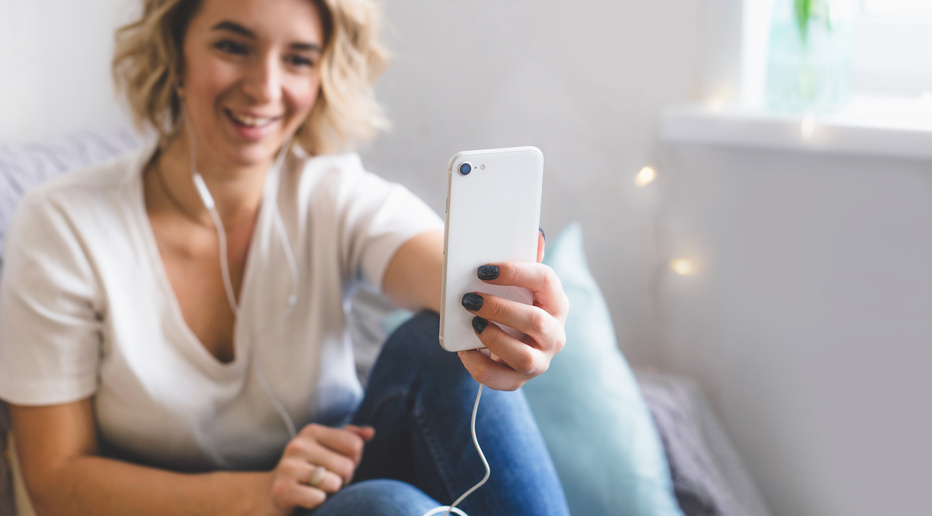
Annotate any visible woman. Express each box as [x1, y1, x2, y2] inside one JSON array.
[[0, 0, 570, 514]]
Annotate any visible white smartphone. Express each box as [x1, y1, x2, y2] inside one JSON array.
[[439, 146, 544, 352]]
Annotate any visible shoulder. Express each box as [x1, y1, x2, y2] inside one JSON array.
[[8, 146, 152, 253], [289, 150, 389, 202], [293, 150, 366, 182], [27, 146, 149, 205], [16, 146, 151, 224]]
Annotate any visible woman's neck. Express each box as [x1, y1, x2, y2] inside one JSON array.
[[154, 131, 272, 230]]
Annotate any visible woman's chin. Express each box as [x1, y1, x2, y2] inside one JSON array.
[[225, 142, 286, 169]]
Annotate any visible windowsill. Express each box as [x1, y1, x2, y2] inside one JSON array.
[[659, 97, 932, 161]]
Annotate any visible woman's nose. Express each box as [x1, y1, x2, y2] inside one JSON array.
[[241, 56, 282, 103]]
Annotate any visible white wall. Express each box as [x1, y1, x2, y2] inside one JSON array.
[[3, 1, 930, 515], [0, 0, 138, 141], [657, 145, 932, 516], [365, 0, 717, 368]]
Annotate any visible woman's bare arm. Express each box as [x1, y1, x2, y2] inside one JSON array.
[[382, 229, 445, 313], [11, 400, 270, 516]]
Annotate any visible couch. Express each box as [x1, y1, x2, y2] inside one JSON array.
[[0, 131, 772, 516]]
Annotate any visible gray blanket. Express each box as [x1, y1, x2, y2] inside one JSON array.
[[636, 372, 773, 516]]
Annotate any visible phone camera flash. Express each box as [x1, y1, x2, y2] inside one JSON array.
[[479, 164, 486, 170]]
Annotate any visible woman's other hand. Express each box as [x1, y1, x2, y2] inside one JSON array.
[[458, 229, 569, 391], [263, 424, 375, 515]]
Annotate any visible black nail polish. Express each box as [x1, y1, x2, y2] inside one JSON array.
[[472, 316, 488, 334], [462, 293, 483, 311], [539, 227, 546, 241], [477, 265, 499, 280]]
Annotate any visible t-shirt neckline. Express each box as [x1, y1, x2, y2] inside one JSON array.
[[129, 144, 274, 376]]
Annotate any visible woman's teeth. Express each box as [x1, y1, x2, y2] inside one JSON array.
[[228, 112, 274, 127]]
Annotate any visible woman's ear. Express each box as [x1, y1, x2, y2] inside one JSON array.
[[173, 65, 186, 97]]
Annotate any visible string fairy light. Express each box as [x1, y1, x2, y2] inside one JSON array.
[[635, 166, 657, 188], [671, 259, 695, 276], [801, 115, 816, 140], [705, 94, 728, 111]]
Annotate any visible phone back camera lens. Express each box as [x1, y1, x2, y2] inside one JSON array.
[[459, 163, 472, 175]]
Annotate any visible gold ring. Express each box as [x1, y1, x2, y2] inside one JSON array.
[[308, 465, 327, 488]]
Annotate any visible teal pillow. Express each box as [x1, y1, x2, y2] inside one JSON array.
[[525, 223, 684, 516]]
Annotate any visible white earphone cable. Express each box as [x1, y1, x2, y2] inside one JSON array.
[[184, 113, 299, 438], [421, 383, 489, 516], [183, 122, 243, 317]]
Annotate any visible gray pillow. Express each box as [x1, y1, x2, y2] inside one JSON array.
[[635, 371, 773, 516]]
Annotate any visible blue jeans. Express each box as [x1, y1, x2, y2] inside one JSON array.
[[306, 311, 569, 516]]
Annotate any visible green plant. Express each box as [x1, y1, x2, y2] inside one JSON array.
[[794, 0, 833, 46]]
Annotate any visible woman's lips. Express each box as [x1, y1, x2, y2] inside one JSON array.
[[224, 109, 282, 140]]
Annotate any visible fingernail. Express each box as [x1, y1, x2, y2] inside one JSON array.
[[477, 265, 499, 280], [539, 227, 546, 241], [462, 293, 483, 311], [472, 316, 488, 334]]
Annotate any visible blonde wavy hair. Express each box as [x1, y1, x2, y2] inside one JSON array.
[[112, 0, 390, 155]]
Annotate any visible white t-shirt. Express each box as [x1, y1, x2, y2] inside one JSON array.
[[0, 145, 442, 472]]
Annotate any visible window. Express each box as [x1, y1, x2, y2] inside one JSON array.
[[741, 0, 932, 107], [662, 0, 932, 159], [853, 0, 932, 97], [863, 0, 932, 17]]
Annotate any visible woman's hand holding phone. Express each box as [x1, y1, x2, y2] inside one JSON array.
[[439, 147, 568, 389], [457, 231, 569, 391]]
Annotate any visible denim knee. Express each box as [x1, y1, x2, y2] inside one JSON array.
[[308, 479, 440, 516], [383, 311, 443, 358], [373, 311, 469, 383]]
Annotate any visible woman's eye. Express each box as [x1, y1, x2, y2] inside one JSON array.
[[214, 40, 248, 55], [285, 55, 315, 68]]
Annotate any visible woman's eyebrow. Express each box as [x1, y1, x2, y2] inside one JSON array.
[[290, 42, 322, 52], [211, 20, 322, 52], [211, 20, 255, 38]]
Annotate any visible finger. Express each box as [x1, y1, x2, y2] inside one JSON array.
[[300, 424, 368, 466], [461, 292, 560, 352], [309, 450, 356, 487], [537, 228, 546, 263], [302, 463, 343, 494], [285, 431, 358, 485], [458, 347, 529, 391], [469, 316, 550, 377], [477, 262, 568, 317], [343, 424, 376, 442], [272, 463, 327, 510], [286, 485, 327, 510]]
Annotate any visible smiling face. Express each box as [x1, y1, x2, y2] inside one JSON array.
[[178, 0, 324, 170]]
